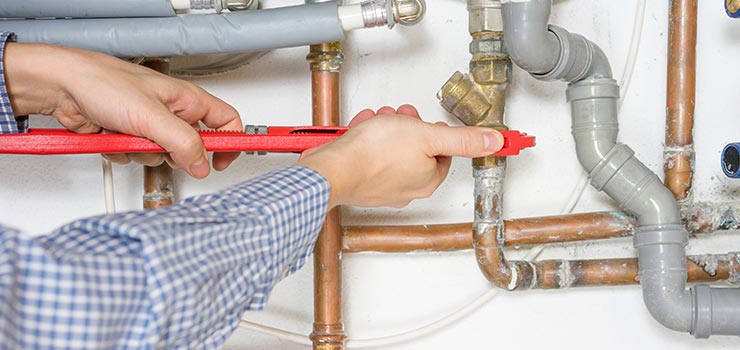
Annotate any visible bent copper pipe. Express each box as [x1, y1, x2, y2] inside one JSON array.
[[141, 58, 175, 210], [664, 0, 697, 203], [307, 42, 346, 350]]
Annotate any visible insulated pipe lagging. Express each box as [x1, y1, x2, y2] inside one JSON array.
[[3, 3, 345, 57], [503, 0, 740, 338], [0, 0, 177, 18]]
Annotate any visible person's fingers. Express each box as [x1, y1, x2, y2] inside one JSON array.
[[194, 90, 243, 171], [376, 106, 396, 115], [349, 108, 376, 127], [128, 153, 166, 167], [434, 121, 449, 126], [102, 153, 130, 164], [397, 104, 420, 119], [425, 124, 504, 158], [136, 105, 210, 178], [213, 152, 240, 171], [58, 116, 102, 134], [435, 155, 453, 184]]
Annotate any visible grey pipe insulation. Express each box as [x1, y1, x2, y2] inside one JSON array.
[[0, 0, 258, 19], [0, 0, 177, 19], [501, 0, 740, 338], [1, 0, 425, 58], [1, 2, 345, 58]]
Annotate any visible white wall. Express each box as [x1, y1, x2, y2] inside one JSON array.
[[2, 0, 739, 349]]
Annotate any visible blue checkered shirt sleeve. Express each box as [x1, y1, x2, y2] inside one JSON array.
[[0, 32, 28, 133], [0, 166, 330, 349]]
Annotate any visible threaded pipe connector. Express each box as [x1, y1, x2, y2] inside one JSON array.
[[358, 0, 426, 29]]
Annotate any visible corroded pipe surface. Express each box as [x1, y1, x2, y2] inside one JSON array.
[[342, 211, 636, 253], [143, 164, 175, 209], [342, 204, 740, 254], [504, 211, 635, 245], [664, 0, 697, 203], [468, 31, 520, 290], [684, 201, 740, 234], [308, 42, 346, 350], [535, 253, 740, 289], [142, 58, 175, 210]]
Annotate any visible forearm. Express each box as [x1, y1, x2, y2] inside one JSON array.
[[3, 42, 73, 117], [0, 32, 27, 133], [0, 165, 330, 349]]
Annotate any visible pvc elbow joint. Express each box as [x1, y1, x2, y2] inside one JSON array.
[[533, 26, 613, 82]]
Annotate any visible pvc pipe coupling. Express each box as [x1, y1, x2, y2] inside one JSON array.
[[722, 143, 740, 178]]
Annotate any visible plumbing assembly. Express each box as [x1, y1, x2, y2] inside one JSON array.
[[3, 0, 740, 348]]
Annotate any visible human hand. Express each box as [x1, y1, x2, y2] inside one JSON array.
[[296, 105, 504, 208], [4, 43, 242, 178]]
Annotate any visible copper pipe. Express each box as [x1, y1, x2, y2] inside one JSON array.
[[535, 253, 740, 289], [307, 42, 346, 350], [143, 164, 174, 209], [664, 0, 697, 203], [141, 58, 175, 210], [342, 211, 636, 253]]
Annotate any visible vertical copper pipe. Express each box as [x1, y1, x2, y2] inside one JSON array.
[[307, 42, 346, 350], [664, 0, 697, 203], [141, 58, 175, 210]]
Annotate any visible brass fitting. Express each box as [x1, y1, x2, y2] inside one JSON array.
[[438, 71, 492, 127], [393, 0, 426, 26], [729, 0, 740, 14], [438, 31, 509, 166], [469, 32, 509, 86], [307, 42, 344, 72], [467, 0, 503, 34], [438, 32, 510, 128]]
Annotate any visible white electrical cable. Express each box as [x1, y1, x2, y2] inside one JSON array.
[[236, 246, 546, 349], [560, 0, 646, 214], [618, 0, 647, 109], [235, 1, 648, 348], [102, 157, 117, 214], [237, 321, 313, 346]]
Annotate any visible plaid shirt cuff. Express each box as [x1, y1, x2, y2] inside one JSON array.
[[0, 32, 28, 134]]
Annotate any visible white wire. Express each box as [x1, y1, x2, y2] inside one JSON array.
[[236, 246, 546, 349], [619, 0, 647, 108], [237, 1, 650, 348], [561, 0, 646, 214], [345, 245, 545, 348], [237, 321, 312, 346], [102, 157, 117, 214]]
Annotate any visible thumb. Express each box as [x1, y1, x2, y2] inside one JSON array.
[[427, 124, 504, 158]]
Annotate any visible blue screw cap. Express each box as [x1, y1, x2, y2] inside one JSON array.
[[722, 143, 740, 178]]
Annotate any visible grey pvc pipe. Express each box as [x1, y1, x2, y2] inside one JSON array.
[[503, 0, 740, 338], [0, 0, 176, 19], [2, 2, 345, 57], [500, 0, 559, 74]]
